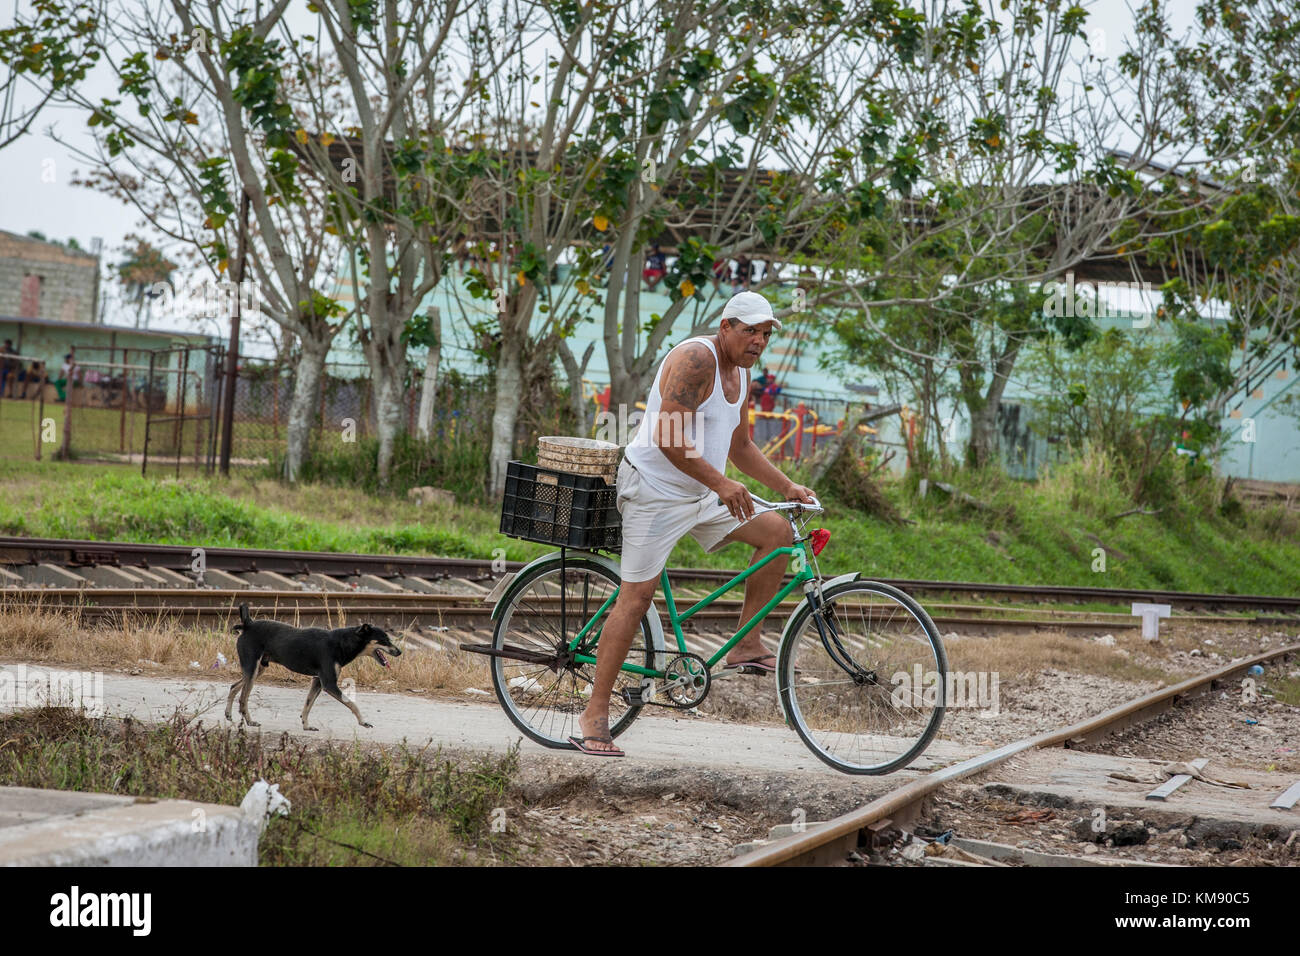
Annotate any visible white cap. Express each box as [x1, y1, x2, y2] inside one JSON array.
[[720, 290, 782, 330]]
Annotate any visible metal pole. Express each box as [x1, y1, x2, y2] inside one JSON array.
[[143, 350, 156, 476], [219, 190, 250, 475]]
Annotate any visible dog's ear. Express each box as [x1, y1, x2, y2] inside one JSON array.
[[358, 622, 374, 636]]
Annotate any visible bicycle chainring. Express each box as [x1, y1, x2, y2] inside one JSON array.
[[662, 652, 711, 708], [620, 652, 711, 709]]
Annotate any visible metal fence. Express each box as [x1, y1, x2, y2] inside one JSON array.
[[0, 344, 221, 470], [228, 358, 492, 469], [1, 340, 861, 473]]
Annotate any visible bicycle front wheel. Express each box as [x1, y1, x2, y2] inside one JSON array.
[[778, 580, 947, 774], [490, 556, 656, 749]]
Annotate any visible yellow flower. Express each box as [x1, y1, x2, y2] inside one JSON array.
[[593, 214, 608, 231], [576, 279, 591, 294], [296, 129, 309, 144], [517, 270, 526, 286], [680, 278, 695, 297], [321, 132, 335, 146]]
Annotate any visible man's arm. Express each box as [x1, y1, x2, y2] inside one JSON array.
[[654, 343, 759, 520], [729, 422, 816, 504]]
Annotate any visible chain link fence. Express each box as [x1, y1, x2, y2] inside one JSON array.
[[0, 344, 220, 468]]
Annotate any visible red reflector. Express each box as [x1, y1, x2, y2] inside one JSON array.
[[810, 528, 830, 556]]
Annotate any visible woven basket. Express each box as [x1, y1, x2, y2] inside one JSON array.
[[537, 436, 619, 484]]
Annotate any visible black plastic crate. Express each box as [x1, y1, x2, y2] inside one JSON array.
[[500, 460, 622, 552]]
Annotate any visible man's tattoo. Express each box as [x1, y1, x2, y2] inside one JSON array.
[[662, 343, 714, 410]]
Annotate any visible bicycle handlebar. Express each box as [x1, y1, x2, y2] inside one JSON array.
[[717, 492, 824, 515]]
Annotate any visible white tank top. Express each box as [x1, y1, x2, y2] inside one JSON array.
[[625, 336, 747, 499]]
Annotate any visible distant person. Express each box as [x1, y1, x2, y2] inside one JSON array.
[[643, 244, 667, 290], [595, 243, 615, 286], [755, 370, 783, 446], [54, 353, 74, 403], [711, 258, 730, 292], [732, 254, 753, 292], [18, 360, 45, 400], [0, 339, 16, 398]]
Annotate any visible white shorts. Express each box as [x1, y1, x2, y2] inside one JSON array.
[[615, 458, 741, 583]]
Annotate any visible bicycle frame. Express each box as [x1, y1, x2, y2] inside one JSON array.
[[565, 538, 816, 678]]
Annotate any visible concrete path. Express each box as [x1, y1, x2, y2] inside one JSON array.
[[0, 663, 982, 774]]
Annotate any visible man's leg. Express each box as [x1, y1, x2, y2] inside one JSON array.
[[718, 511, 793, 665], [576, 577, 658, 753]]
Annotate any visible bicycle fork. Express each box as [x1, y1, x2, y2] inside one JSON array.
[[802, 584, 877, 685]]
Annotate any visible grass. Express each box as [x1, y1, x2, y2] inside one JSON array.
[[0, 395, 322, 464], [0, 706, 521, 865], [1, 447, 1298, 595], [0, 606, 493, 698]]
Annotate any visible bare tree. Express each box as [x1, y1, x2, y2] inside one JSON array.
[[815, 0, 1238, 467], [47, 0, 356, 479], [283, 0, 477, 486], [0, 0, 99, 149]]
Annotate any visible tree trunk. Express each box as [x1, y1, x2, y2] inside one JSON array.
[[283, 336, 329, 482], [372, 359, 405, 487], [558, 339, 595, 436], [963, 339, 1022, 469], [416, 307, 441, 440], [489, 333, 524, 496]]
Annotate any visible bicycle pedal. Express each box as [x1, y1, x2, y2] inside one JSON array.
[[620, 684, 657, 706]]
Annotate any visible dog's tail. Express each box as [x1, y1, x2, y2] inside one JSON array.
[[234, 602, 251, 633]]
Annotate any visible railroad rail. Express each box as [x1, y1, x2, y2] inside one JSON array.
[[1, 536, 1298, 614], [726, 642, 1300, 867], [1, 587, 1286, 636]]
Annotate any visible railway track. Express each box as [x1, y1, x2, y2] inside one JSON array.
[[2, 535, 1298, 615], [727, 642, 1300, 867], [1, 536, 1294, 867]]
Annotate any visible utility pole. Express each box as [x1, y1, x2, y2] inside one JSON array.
[[219, 190, 250, 476]]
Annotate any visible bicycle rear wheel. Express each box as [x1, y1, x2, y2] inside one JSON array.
[[490, 556, 656, 749], [778, 580, 947, 774]]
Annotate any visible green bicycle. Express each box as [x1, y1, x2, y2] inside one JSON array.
[[466, 494, 948, 774]]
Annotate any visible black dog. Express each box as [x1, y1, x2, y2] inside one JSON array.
[[224, 603, 402, 730]]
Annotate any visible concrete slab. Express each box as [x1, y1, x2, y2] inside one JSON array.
[[144, 566, 193, 587], [0, 566, 23, 587], [77, 566, 147, 588], [950, 835, 1174, 867], [981, 747, 1299, 837], [0, 787, 132, 830], [127, 567, 170, 587], [16, 563, 86, 588], [242, 570, 302, 590], [297, 573, 351, 592], [198, 569, 249, 589], [394, 575, 442, 594], [0, 785, 258, 866], [346, 574, 404, 593]]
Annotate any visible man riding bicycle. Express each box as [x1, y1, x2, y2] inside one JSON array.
[[572, 290, 816, 756]]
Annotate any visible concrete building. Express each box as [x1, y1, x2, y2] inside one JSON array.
[[0, 232, 213, 410], [0, 230, 100, 325]]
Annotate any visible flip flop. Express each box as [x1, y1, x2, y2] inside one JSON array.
[[568, 735, 626, 757], [723, 654, 777, 675]]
